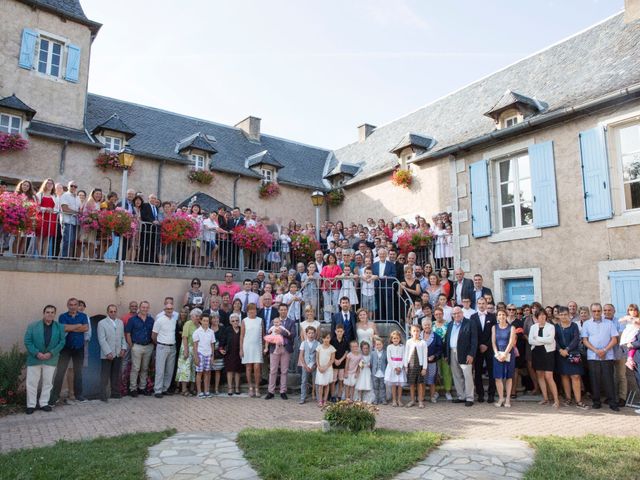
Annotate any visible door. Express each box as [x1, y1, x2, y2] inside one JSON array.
[[610, 270, 640, 314], [504, 278, 534, 306]]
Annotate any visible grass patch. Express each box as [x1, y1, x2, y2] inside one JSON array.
[[525, 435, 640, 480], [0, 430, 174, 480], [237, 428, 442, 480]]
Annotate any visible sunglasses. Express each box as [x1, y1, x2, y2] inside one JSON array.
[[507, 308, 516, 311], [70, 184, 78, 188]]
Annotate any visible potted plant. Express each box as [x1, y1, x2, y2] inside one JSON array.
[[0, 192, 38, 234], [187, 168, 214, 185], [160, 212, 201, 244], [290, 232, 321, 264], [259, 181, 281, 199], [98, 208, 138, 238], [396, 229, 432, 255], [0, 133, 28, 153], [95, 152, 134, 173], [327, 188, 345, 207], [232, 224, 273, 253], [391, 168, 412, 189]]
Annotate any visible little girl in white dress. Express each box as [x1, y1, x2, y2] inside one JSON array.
[[338, 265, 359, 306], [355, 341, 373, 402]]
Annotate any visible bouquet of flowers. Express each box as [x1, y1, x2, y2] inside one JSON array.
[[98, 208, 138, 238], [78, 210, 100, 232], [391, 168, 412, 188], [160, 212, 201, 245], [259, 181, 281, 199], [95, 152, 133, 172], [187, 168, 214, 185], [0, 133, 29, 153], [0, 192, 37, 234], [396, 229, 432, 255], [327, 188, 345, 207], [290, 232, 320, 263], [232, 224, 273, 253]]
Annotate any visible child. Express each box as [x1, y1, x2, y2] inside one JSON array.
[[299, 305, 321, 341], [422, 319, 443, 403], [330, 323, 349, 401], [371, 337, 387, 405], [315, 331, 336, 407], [301, 262, 320, 318], [404, 324, 428, 408], [355, 341, 373, 402], [298, 326, 319, 404], [385, 330, 406, 407], [360, 267, 378, 319], [337, 265, 359, 307], [280, 227, 292, 268], [266, 232, 282, 271], [282, 282, 303, 322], [274, 285, 285, 308], [192, 315, 216, 398], [343, 340, 362, 402], [406, 299, 425, 339], [264, 316, 286, 355], [443, 224, 454, 269]]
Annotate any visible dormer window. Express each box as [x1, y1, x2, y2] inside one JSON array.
[[485, 90, 546, 130], [261, 168, 273, 183], [191, 153, 206, 170], [37, 37, 63, 77], [0, 113, 22, 135], [103, 135, 122, 153], [503, 115, 519, 128]]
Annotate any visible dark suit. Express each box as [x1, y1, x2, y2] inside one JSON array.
[[471, 311, 497, 399], [138, 202, 159, 263], [228, 216, 245, 268], [117, 199, 135, 259], [258, 307, 276, 333], [444, 317, 478, 402], [331, 310, 356, 344], [202, 309, 229, 328], [372, 261, 397, 321], [453, 278, 475, 307]]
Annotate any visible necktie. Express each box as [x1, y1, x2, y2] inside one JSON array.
[[344, 313, 348, 323], [245, 292, 249, 309], [152, 205, 157, 219]]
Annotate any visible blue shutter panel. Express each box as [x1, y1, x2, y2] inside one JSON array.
[[18, 28, 38, 69], [579, 127, 613, 221], [65, 44, 81, 83], [529, 141, 559, 228], [469, 160, 491, 238]]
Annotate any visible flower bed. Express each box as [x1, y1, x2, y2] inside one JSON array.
[[98, 208, 137, 238], [391, 168, 412, 188], [95, 152, 134, 172], [0, 133, 28, 153], [327, 188, 345, 207], [187, 168, 214, 185], [232, 224, 273, 253], [160, 212, 200, 244], [396, 229, 432, 255], [290, 232, 320, 263], [0, 192, 38, 234], [259, 181, 281, 199]]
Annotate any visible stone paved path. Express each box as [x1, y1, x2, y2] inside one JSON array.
[[146, 432, 258, 480], [394, 439, 534, 480]]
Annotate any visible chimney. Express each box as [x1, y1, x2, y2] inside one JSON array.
[[358, 123, 376, 143], [235, 116, 261, 141], [625, 0, 640, 23]]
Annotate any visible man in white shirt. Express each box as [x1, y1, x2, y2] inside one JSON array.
[[461, 297, 476, 319], [59, 181, 81, 258], [152, 303, 177, 398], [97, 305, 127, 402], [233, 279, 260, 311]]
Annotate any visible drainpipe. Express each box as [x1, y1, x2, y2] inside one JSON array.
[[59, 140, 68, 175], [157, 161, 163, 198], [232, 174, 241, 207]]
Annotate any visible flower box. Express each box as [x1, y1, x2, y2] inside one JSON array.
[[391, 168, 412, 188], [290, 232, 320, 263], [0, 192, 37, 234], [187, 168, 214, 185], [160, 212, 201, 244], [98, 208, 138, 238], [95, 152, 134, 173], [327, 188, 345, 207], [0, 133, 28, 153], [259, 181, 281, 199], [397, 229, 432, 255], [232, 224, 273, 253]]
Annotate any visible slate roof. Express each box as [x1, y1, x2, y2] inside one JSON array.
[[484, 90, 544, 118], [85, 94, 331, 189], [0, 94, 37, 120], [389, 133, 436, 154], [176, 132, 217, 154], [91, 113, 136, 139], [324, 161, 360, 179], [27, 120, 99, 146], [246, 150, 284, 169], [16, 0, 101, 34], [177, 192, 230, 214], [333, 13, 640, 185]]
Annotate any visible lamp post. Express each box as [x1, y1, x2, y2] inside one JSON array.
[[117, 145, 135, 287], [311, 191, 325, 240]]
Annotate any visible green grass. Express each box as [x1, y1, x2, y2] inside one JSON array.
[[237, 428, 442, 480], [525, 435, 640, 480], [0, 430, 174, 480]]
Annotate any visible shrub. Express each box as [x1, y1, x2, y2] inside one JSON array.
[[0, 345, 27, 406], [323, 401, 377, 432]]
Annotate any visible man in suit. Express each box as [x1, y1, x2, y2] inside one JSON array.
[[265, 304, 297, 400], [258, 294, 276, 332], [97, 305, 128, 402], [372, 248, 397, 321], [203, 297, 229, 327], [228, 207, 245, 268], [444, 306, 478, 406], [472, 274, 493, 308], [470, 297, 497, 403], [453, 268, 475, 308], [314, 249, 325, 273], [138, 194, 160, 263], [331, 297, 356, 343], [116, 189, 136, 261]]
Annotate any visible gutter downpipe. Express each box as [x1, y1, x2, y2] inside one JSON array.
[[59, 140, 68, 174], [232, 174, 241, 208]]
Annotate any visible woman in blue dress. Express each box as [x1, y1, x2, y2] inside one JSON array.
[[492, 309, 516, 408], [555, 306, 587, 409]]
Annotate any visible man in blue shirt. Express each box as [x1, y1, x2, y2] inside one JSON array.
[[49, 297, 89, 405], [125, 300, 155, 396]]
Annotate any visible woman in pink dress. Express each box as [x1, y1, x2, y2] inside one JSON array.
[[36, 178, 57, 257], [320, 253, 342, 323]]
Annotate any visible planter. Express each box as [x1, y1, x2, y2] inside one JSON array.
[[391, 168, 412, 189], [327, 188, 345, 207], [0, 133, 28, 153], [187, 168, 214, 185], [95, 152, 134, 173], [259, 181, 281, 199]]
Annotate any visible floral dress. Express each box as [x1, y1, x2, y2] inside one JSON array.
[[175, 320, 198, 382]]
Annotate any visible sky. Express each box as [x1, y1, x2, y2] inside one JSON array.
[[82, 0, 624, 149]]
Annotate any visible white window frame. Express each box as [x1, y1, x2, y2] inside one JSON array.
[[261, 168, 273, 183], [614, 121, 640, 213], [0, 113, 23, 135], [103, 136, 122, 153], [495, 153, 534, 231], [190, 153, 205, 170], [37, 36, 63, 78], [503, 115, 519, 128]]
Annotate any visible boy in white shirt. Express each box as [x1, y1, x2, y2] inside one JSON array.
[[282, 282, 303, 322], [192, 315, 216, 398], [461, 297, 476, 319]]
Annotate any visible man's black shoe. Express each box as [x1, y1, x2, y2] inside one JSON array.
[[111, 393, 121, 399], [592, 402, 601, 409], [610, 404, 620, 412], [465, 401, 474, 407], [41, 405, 52, 412], [477, 396, 485, 403], [129, 390, 138, 398], [154, 393, 163, 399], [25, 407, 35, 415], [280, 393, 288, 400], [487, 396, 495, 404], [452, 399, 464, 404], [144, 390, 153, 396], [264, 393, 275, 400], [163, 391, 174, 396]]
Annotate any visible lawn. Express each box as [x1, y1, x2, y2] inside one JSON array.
[[0, 430, 174, 480], [237, 428, 442, 480], [525, 435, 640, 480]]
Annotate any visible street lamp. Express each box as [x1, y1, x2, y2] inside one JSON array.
[[311, 191, 324, 240], [117, 145, 135, 287]]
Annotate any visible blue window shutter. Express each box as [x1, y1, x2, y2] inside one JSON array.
[[18, 28, 38, 69], [65, 44, 81, 83], [579, 127, 613, 221], [529, 141, 559, 228], [469, 160, 491, 238]]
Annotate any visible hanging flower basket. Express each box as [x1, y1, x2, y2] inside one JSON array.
[[327, 188, 345, 207], [95, 152, 134, 173], [232, 224, 273, 253], [290, 232, 320, 263], [391, 168, 412, 189], [78, 210, 100, 232], [160, 212, 201, 244], [0, 133, 29, 153], [98, 208, 138, 238], [259, 181, 281, 199], [0, 192, 38, 234], [397, 229, 432, 255], [187, 168, 214, 185]]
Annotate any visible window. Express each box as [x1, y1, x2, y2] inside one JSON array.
[[103, 136, 122, 153], [503, 115, 519, 128], [190, 154, 205, 170], [261, 168, 273, 182], [0, 114, 22, 134], [618, 123, 640, 210], [37, 37, 62, 77], [496, 153, 533, 229]]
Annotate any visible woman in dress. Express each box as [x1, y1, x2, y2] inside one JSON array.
[[355, 308, 377, 347], [424, 273, 441, 309], [210, 313, 225, 395], [492, 309, 516, 408], [433, 307, 453, 401], [36, 178, 57, 258], [220, 313, 243, 395], [507, 304, 526, 399], [13, 179, 38, 256], [183, 278, 204, 310], [240, 303, 264, 397], [128, 195, 143, 261], [230, 298, 246, 320], [205, 283, 221, 310], [555, 306, 587, 409], [432, 220, 446, 269], [438, 267, 453, 303], [529, 309, 560, 408], [399, 266, 422, 322], [176, 308, 200, 396], [320, 253, 342, 323], [79, 188, 102, 260]]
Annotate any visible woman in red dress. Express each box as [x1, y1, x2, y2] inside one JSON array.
[[320, 252, 342, 323], [36, 178, 57, 257]]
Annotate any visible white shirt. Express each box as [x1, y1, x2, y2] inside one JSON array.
[[233, 290, 260, 311], [477, 311, 487, 330], [152, 313, 177, 345], [462, 307, 476, 319], [282, 292, 302, 320], [60, 191, 81, 225], [455, 282, 463, 305], [378, 261, 387, 276], [202, 218, 219, 242], [442, 305, 453, 322], [155, 311, 179, 321], [192, 327, 216, 356]]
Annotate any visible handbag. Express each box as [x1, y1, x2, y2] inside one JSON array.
[[560, 325, 581, 364]]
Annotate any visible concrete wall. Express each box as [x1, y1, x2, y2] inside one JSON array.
[[0, 1, 93, 129], [455, 101, 640, 305]]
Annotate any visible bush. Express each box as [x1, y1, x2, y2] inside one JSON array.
[[323, 401, 377, 432], [0, 345, 27, 406]]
